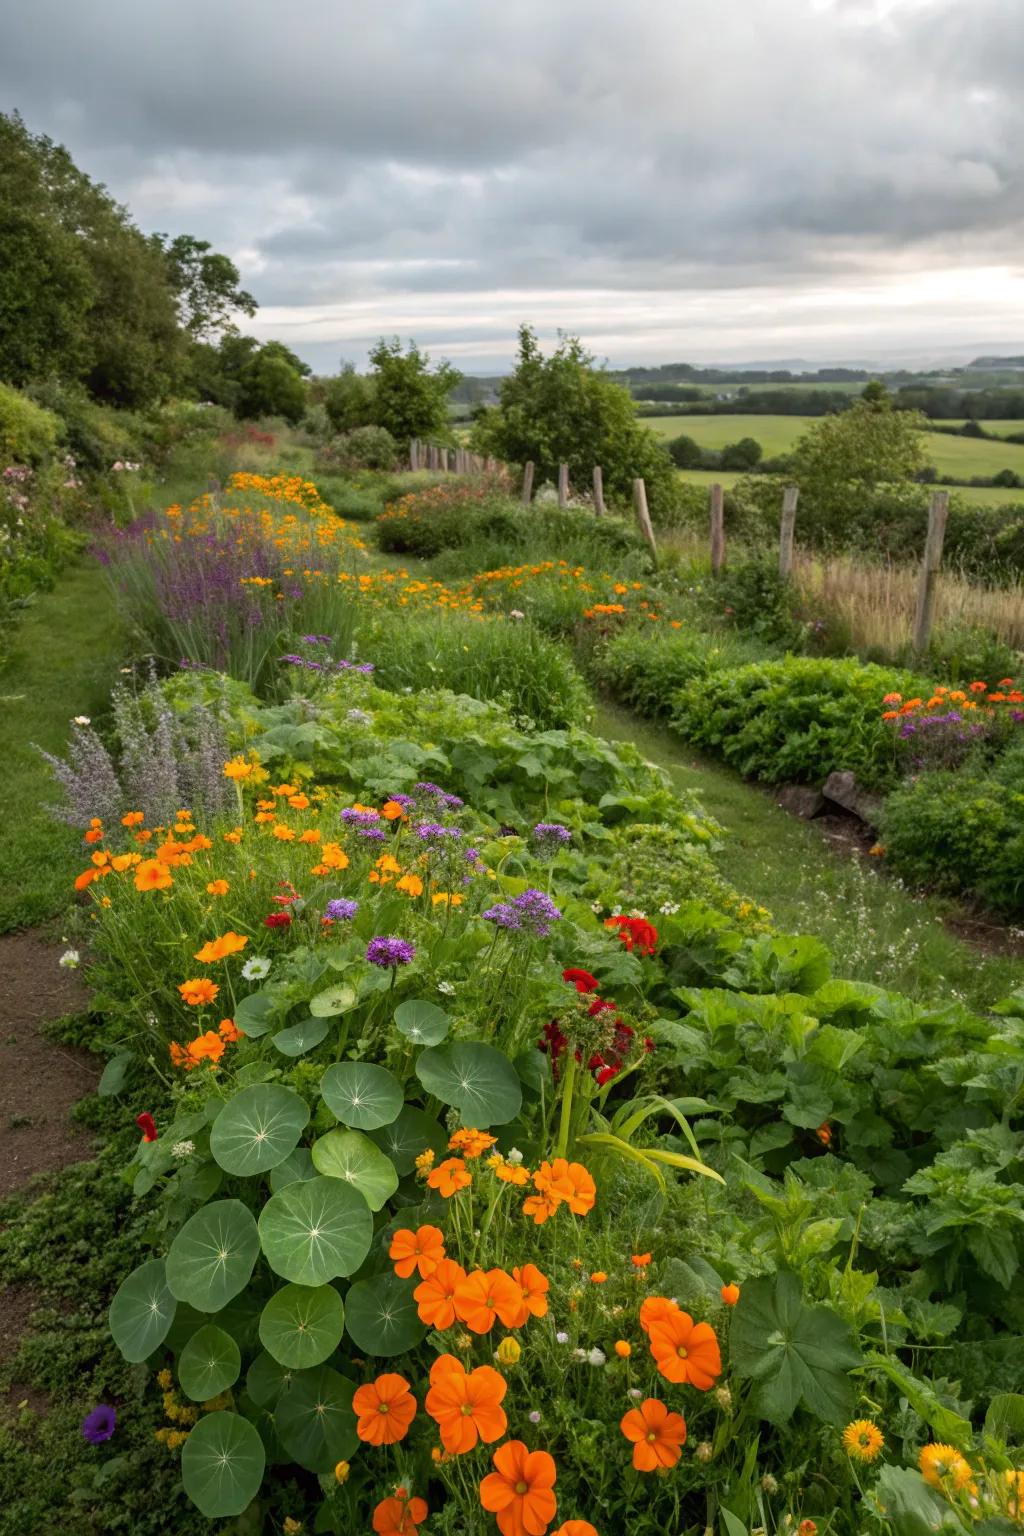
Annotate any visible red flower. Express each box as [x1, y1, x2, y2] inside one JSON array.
[[136, 1112, 158, 1143], [595, 1066, 618, 1086], [562, 967, 598, 994], [604, 915, 658, 956], [264, 912, 292, 929]]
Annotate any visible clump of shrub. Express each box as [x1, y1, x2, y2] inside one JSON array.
[[590, 625, 763, 718], [317, 425, 399, 472]]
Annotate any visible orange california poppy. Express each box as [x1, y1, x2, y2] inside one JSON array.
[[389, 1225, 445, 1280], [553, 1524, 599, 1536], [647, 1310, 722, 1390], [381, 800, 407, 821], [178, 978, 219, 1007], [425, 1353, 508, 1453], [511, 1263, 550, 1322], [372, 1490, 428, 1536], [134, 859, 173, 892], [620, 1398, 687, 1472], [720, 1283, 740, 1306], [74, 868, 100, 890], [194, 930, 249, 964], [396, 874, 424, 897], [427, 1157, 472, 1198], [122, 811, 145, 826], [455, 1268, 524, 1334], [352, 1374, 417, 1446], [639, 1296, 679, 1335], [206, 879, 230, 895], [414, 1258, 467, 1329], [631, 1253, 652, 1268], [479, 1440, 557, 1536]]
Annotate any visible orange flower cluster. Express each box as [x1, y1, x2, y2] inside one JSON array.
[[523, 1158, 596, 1224], [169, 1018, 243, 1070], [881, 678, 1023, 722], [639, 1296, 722, 1390], [391, 1222, 550, 1336]]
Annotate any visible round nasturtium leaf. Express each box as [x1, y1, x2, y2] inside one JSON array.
[[180, 1410, 265, 1518], [246, 1349, 297, 1410], [271, 1016, 330, 1058], [165, 1199, 261, 1313], [209, 1085, 310, 1176], [231, 990, 278, 1039], [308, 982, 357, 1019], [319, 1061, 403, 1130], [177, 1323, 241, 1401], [258, 1176, 372, 1286], [275, 1365, 358, 1473], [311, 1130, 399, 1211], [344, 1272, 427, 1357], [258, 1283, 345, 1370], [269, 1146, 316, 1193], [109, 1258, 177, 1363], [415, 1040, 523, 1127], [393, 998, 450, 1047], [367, 1106, 448, 1177]]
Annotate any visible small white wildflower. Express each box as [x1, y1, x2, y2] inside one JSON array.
[[628, 1387, 643, 1400], [590, 901, 603, 914], [73, 716, 91, 726], [659, 901, 680, 916], [587, 1347, 606, 1367], [505, 1147, 524, 1166], [346, 708, 371, 724], [572, 1348, 587, 1361], [242, 956, 272, 981], [555, 1331, 569, 1344], [145, 1011, 159, 1027], [509, 609, 525, 619], [628, 908, 646, 919], [528, 1409, 542, 1424], [171, 1140, 195, 1160], [58, 948, 80, 970], [437, 980, 455, 996], [119, 667, 133, 674]]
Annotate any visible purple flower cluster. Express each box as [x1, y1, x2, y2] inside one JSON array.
[[325, 898, 359, 921], [358, 827, 387, 842], [386, 792, 417, 810], [341, 808, 381, 828], [414, 781, 464, 810], [483, 887, 562, 938], [81, 1405, 117, 1445], [366, 935, 416, 968], [533, 822, 571, 850], [415, 822, 463, 841]]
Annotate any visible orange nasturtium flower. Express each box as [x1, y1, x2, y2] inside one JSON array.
[[352, 1374, 417, 1446], [194, 930, 249, 964], [620, 1397, 687, 1471], [553, 1524, 600, 1536], [389, 1225, 445, 1280], [449, 1127, 498, 1159], [647, 1310, 722, 1390], [178, 978, 219, 1007], [425, 1353, 508, 1453], [414, 1258, 467, 1329], [479, 1440, 557, 1536], [134, 858, 173, 892], [454, 1268, 525, 1333], [427, 1157, 472, 1198], [720, 1283, 741, 1306], [533, 1158, 597, 1216], [372, 1489, 428, 1536], [206, 880, 230, 896]]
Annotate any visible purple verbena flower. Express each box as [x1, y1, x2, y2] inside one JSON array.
[[366, 936, 416, 968], [511, 887, 562, 936], [482, 901, 522, 931], [533, 822, 571, 849], [81, 1405, 117, 1444]]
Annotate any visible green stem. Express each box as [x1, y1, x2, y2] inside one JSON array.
[[555, 1048, 578, 1159]]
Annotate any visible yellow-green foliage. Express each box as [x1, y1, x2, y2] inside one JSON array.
[[0, 381, 61, 463]]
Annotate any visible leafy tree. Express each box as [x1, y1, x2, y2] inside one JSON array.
[[154, 234, 257, 341], [237, 347, 307, 423], [367, 338, 460, 443], [720, 436, 763, 470], [666, 433, 704, 469], [791, 397, 926, 512], [860, 379, 890, 406], [323, 363, 377, 433], [473, 326, 678, 516]]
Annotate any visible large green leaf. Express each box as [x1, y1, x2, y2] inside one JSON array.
[[985, 1392, 1024, 1445], [308, 982, 357, 1019], [275, 1365, 358, 1473], [319, 1061, 403, 1130], [165, 1200, 260, 1313], [177, 1323, 241, 1401], [232, 990, 279, 1039], [258, 1176, 372, 1285], [246, 1349, 297, 1410], [729, 1271, 861, 1425], [272, 1016, 330, 1057], [269, 1146, 316, 1192], [311, 1130, 398, 1211], [415, 1041, 522, 1127], [209, 1085, 310, 1176], [367, 1106, 448, 1177], [108, 1258, 177, 1363], [180, 1410, 265, 1517], [258, 1284, 345, 1370], [344, 1272, 427, 1356], [867, 1354, 971, 1447], [394, 998, 449, 1046], [867, 1466, 953, 1536]]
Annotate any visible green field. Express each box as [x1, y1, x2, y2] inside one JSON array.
[[933, 419, 1024, 438], [647, 412, 1024, 483], [674, 466, 1023, 508]]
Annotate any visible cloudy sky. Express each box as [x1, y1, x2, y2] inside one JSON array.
[[3, 0, 1023, 372]]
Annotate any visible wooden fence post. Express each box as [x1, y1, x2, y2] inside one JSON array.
[[521, 461, 535, 504], [912, 490, 950, 654], [409, 438, 420, 471], [592, 465, 605, 516], [778, 485, 799, 578], [558, 463, 569, 508], [709, 483, 725, 574], [632, 478, 658, 565]]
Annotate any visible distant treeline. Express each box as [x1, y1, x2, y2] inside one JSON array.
[[634, 384, 1024, 423]]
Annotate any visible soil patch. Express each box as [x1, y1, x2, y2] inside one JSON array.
[[0, 932, 99, 1197]]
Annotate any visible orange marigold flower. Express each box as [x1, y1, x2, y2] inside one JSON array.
[[479, 1440, 557, 1536], [614, 1340, 632, 1358], [396, 874, 423, 897], [178, 978, 219, 1007], [511, 1263, 549, 1322], [134, 859, 173, 892], [352, 1373, 417, 1446], [882, 692, 902, 705], [648, 1310, 722, 1390], [218, 1018, 243, 1042], [449, 1128, 498, 1159], [881, 710, 899, 721], [372, 1490, 428, 1536], [842, 1420, 884, 1463], [223, 828, 243, 844], [187, 834, 212, 851], [620, 1397, 687, 1472], [223, 757, 254, 781], [206, 879, 230, 895], [454, 1268, 524, 1333], [427, 1157, 472, 1198], [194, 930, 249, 964], [122, 811, 145, 826], [376, 853, 402, 875], [425, 1353, 508, 1454], [272, 824, 295, 842], [919, 1443, 972, 1489], [318, 842, 349, 870], [969, 680, 988, 693], [414, 1258, 467, 1329], [186, 1030, 227, 1067], [389, 1225, 445, 1280], [590, 1271, 608, 1284], [631, 1253, 652, 1268]]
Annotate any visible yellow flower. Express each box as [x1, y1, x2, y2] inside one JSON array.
[[334, 1460, 350, 1485], [156, 1368, 172, 1389], [223, 757, 254, 781], [842, 1420, 884, 1463], [396, 873, 424, 897], [495, 1336, 521, 1366], [919, 1443, 972, 1490]]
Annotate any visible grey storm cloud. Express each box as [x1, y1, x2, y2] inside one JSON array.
[[2, 0, 1023, 366]]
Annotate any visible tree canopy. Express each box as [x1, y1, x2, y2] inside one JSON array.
[[367, 338, 461, 443]]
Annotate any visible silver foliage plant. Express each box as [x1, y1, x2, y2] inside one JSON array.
[[38, 664, 233, 829]]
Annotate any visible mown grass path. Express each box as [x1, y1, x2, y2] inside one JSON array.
[[595, 699, 1020, 1010], [1, 560, 126, 932]]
